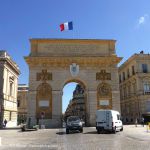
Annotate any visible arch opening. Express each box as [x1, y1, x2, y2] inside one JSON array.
[[62, 79, 88, 126]]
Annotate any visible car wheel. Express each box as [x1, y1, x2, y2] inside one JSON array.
[[66, 129, 69, 134], [80, 128, 83, 133], [120, 127, 123, 131], [113, 127, 116, 134], [97, 130, 100, 134]]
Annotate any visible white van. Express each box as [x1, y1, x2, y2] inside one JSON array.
[[96, 109, 123, 134]]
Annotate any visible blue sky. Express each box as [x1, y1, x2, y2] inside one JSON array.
[[1, 0, 150, 112], [62, 83, 77, 113]]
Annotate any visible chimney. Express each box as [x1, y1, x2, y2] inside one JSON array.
[[140, 50, 144, 54]]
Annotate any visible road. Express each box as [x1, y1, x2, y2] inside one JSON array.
[[0, 125, 150, 150]]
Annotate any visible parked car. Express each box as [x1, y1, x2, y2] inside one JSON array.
[[96, 109, 123, 134], [66, 116, 83, 134]]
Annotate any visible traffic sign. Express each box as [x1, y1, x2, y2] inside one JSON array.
[[41, 111, 45, 118]]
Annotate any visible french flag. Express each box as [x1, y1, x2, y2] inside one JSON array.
[[60, 21, 73, 31]]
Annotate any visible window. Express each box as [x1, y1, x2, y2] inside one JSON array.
[[119, 74, 121, 83], [144, 83, 150, 93], [142, 64, 148, 73], [9, 82, 13, 96], [132, 66, 135, 75], [9, 76, 14, 96], [117, 114, 120, 120], [146, 101, 150, 112], [123, 72, 125, 81], [123, 87, 126, 98], [132, 83, 136, 95], [120, 88, 123, 99], [9, 111, 12, 121], [127, 69, 130, 78], [126, 86, 128, 97], [128, 84, 131, 97], [17, 100, 20, 107]]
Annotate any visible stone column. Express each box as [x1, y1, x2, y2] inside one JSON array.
[[27, 91, 36, 126], [112, 91, 121, 112], [52, 90, 62, 127], [111, 67, 121, 113], [88, 90, 97, 126]]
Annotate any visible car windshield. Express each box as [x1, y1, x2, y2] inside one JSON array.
[[68, 117, 80, 122]]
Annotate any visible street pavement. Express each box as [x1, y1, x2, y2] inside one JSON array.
[[0, 125, 150, 150]]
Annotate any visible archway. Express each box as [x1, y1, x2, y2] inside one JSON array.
[[62, 79, 88, 126], [25, 39, 121, 128]]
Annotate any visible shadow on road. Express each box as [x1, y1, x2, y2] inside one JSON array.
[[83, 131, 97, 134], [56, 131, 82, 135], [18, 129, 38, 132], [84, 131, 113, 134], [56, 131, 66, 135]]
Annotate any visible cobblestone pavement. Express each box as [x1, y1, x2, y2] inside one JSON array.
[[0, 125, 150, 150]]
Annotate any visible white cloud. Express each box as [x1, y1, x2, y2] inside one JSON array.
[[136, 14, 149, 28], [139, 16, 145, 24]]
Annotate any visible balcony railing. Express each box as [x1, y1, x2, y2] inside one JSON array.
[[144, 91, 150, 95]]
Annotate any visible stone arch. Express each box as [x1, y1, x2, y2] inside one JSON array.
[[25, 39, 122, 127], [62, 78, 87, 90], [36, 83, 52, 119], [97, 82, 112, 109]]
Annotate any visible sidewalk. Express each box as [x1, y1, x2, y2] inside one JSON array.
[[124, 124, 150, 141]]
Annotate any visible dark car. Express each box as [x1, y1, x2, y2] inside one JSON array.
[[66, 116, 83, 134]]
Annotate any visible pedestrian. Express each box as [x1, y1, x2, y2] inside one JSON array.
[[141, 117, 144, 127], [135, 118, 138, 127], [4, 119, 7, 128]]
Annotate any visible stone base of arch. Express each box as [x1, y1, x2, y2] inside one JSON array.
[[28, 116, 95, 128], [27, 118, 62, 128], [38, 119, 61, 128]]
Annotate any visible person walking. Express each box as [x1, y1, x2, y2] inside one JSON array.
[[135, 118, 138, 127], [141, 117, 144, 127], [4, 119, 7, 128]]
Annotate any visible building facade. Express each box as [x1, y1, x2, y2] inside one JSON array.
[[17, 84, 28, 125], [25, 39, 121, 128], [0, 51, 20, 127], [65, 84, 86, 122], [119, 52, 150, 123]]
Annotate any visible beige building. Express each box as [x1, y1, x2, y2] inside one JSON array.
[[119, 51, 150, 123], [0, 50, 20, 127], [25, 39, 121, 128], [17, 84, 28, 124]]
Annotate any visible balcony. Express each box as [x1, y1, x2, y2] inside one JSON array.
[[144, 91, 150, 95]]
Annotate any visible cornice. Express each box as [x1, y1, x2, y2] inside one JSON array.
[[24, 56, 122, 67], [30, 39, 116, 45], [119, 53, 150, 71], [0, 58, 20, 75]]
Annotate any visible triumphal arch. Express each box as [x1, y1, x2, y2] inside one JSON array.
[[25, 39, 122, 128]]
